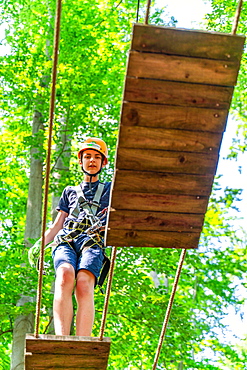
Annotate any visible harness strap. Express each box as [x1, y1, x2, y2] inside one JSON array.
[[71, 182, 105, 218], [98, 254, 111, 293]]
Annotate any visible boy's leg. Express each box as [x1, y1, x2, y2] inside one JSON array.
[[52, 242, 77, 335], [53, 262, 75, 335], [75, 269, 95, 336], [75, 244, 104, 336]]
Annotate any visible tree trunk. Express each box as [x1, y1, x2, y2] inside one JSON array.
[[24, 110, 44, 248], [51, 117, 71, 222], [11, 110, 44, 370]]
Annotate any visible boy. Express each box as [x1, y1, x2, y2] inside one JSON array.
[[30, 137, 111, 336]]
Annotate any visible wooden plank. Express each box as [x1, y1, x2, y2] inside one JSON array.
[[127, 51, 239, 86], [131, 24, 246, 62], [26, 335, 110, 355], [118, 126, 222, 155], [107, 210, 204, 232], [121, 102, 228, 132], [113, 170, 214, 196], [116, 148, 218, 175], [26, 354, 106, 369], [106, 229, 201, 248], [124, 77, 234, 109], [25, 335, 110, 370], [110, 191, 208, 214]]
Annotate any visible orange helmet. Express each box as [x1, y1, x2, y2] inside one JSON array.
[[78, 137, 108, 164]]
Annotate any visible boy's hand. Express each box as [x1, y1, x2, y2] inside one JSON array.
[[28, 239, 42, 268]]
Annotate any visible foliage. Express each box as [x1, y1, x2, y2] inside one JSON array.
[[0, 0, 247, 369]]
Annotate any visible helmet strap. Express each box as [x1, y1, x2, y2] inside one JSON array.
[[80, 155, 105, 192]]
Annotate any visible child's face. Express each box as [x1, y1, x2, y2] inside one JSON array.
[[82, 149, 103, 175]]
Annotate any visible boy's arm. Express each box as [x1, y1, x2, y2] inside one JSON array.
[[44, 210, 68, 245]]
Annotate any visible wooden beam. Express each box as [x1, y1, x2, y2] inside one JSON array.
[[127, 51, 240, 86], [117, 126, 223, 154], [124, 77, 234, 109], [131, 24, 246, 62], [107, 210, 204, 232], [26, 354, 106, 369], [106, 229, 201, 248], [25, 334, 110, 370], [116, 148, 218, 175], [113, 170, 214, 196], [110, 191, 208, 214], [121, 102, 228, 132]]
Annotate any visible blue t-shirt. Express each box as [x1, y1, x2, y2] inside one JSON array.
[[56, 181, 111, 228]]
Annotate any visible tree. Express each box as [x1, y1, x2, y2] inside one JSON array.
[[0, 0, 246, 369]]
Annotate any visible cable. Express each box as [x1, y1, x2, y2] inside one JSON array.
[[145, 0, 152, 24], [136, 0, 140, 23], [232, 0, 244, 35], [34, 0, 62, 338], [152, 249, 187, 370], [99, 246, 117, 340]]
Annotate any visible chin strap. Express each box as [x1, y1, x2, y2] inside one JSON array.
[[81, 156, 105, 192]]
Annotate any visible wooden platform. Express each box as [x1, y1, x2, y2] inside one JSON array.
[[105, 24, 245, 249], [25, 334, 111, 369]]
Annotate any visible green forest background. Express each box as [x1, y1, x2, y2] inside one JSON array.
[[0, 0, 246, 369]]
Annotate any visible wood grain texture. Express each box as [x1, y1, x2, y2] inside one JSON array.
[[127, 51, 239, 86], [106, 229, 201, 248], [110, 191, 208, 214], [26, 354, 106, 369], [131, 24, 245, 62], [105, 24, 245, 249], [118, 126, 222, 154], [25, 334, 110, 370], [121, 102, 228, 132], [113, 170, 214, 196], [107, 210, 204, 232], [124, 77, 233, 109], [116, 147, 218, 175]]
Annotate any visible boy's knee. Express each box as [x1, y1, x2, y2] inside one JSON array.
[[56, 263, 75, 288], [76, 270, 95, 297]]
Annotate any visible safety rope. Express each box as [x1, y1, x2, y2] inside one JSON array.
[[99, 246, 117, 340], [145, 0, 152, 24], [232, 0, 244, 34], [136, 0, 140, 23], [34, 0, 62, 338], [152, 249, 187, 370]]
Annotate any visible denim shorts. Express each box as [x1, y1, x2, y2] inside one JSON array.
[[52, 235, 104, 280]]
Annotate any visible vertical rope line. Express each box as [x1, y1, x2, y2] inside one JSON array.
[[232, 0, 243, 34], [152, 249, 187, 370], [34, 0, 62, 338], [136, 0, 140, 23], [99, 246, 117, 340], [145, 0, 152, 24]]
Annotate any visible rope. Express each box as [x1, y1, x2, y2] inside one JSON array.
[[145, 0, 152, 24], [232, 0, 244, 35], [152, 249, 187, 370], [99, 246, 117, 340], [136, 0, 140, 23], [34, 0, 62, 338]]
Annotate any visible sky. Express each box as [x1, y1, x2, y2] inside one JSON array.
[[158, 0, 213, 28]]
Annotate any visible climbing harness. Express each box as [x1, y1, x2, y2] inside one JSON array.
[[54, 182, 111, 292]]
